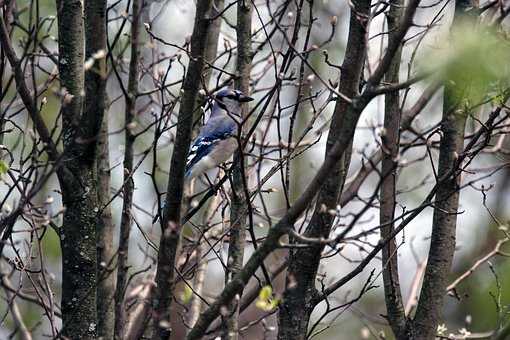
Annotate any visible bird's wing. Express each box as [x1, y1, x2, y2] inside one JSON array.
[[185, 123, 235, 176]]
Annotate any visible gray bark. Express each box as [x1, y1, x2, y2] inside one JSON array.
[[277, 0, 369, 337], [151, 1, 214, 339], [96, 113, 115, 340], [380, 0, 406, 337], [409, 1, 473, 338], [409, 86, 467, 340], [114, 0, 143, 338], [56, 1, 100, 338], [186, 0, 225, 330], [83, 0, 114, 338], [223, 1, 252, 338]]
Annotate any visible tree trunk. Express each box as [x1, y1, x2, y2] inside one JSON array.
[[409, 1, 473, 338], [151, 1, 214, 339], [380, 0, 406, 337], [223, 1, 252, 338], [96, 113, 115, 340], [277, 0, 369, 337], [409, 86, 467, 340], [83, 0, 114, 338], [56, 0, 100, 338], [114, 0, 143, 338], [186, 0, 225, 330]]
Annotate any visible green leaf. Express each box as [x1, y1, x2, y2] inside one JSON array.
[[419, 22, 510, 107], [258, 285, 272, 300], [181, 285, 193, 304], [256, 286, 280, 312], [0, 160, 8, 176]]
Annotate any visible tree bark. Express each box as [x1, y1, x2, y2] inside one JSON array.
[[56, 0, 100, 338], [96, 113, 115, 340], [83, 0, 113, 338], [380, 0, 406, 337], [203, 0, 224, 85], [186, 0, 225, 331], [409, 1, 473, 338], [223, 1, 252, 339], [277, 0, 369, 337], [151, 1, 214, 339], [409, 84, 467, 340], [114, 1, 143, 339]]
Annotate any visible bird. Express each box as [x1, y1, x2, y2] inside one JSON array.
[[184, 88, 254, 179]]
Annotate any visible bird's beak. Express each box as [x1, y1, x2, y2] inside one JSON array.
[[239, 94, 254, 102]]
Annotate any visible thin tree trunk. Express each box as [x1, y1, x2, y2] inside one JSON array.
[[409, 1, 473, 338], [187, 0, 225, 329], [114, 0, 143, 338], [409, 82, 468, 340], [380, 0, 406, 337], [57, 0, 111, 339], [56, 0, 100, 338], [223, 1, 252, 338], [203, 0, 224, 86], [124, 276, 156, 340], [277, 0, 369, 337], [83, 0, 113, 338], [96, 113, 116, 340], [151, 1, 214, 339]]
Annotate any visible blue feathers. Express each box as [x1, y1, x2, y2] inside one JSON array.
[[184, 88, 252, 179], [185, 125, 235, 177], [185, 138, 215, 177]]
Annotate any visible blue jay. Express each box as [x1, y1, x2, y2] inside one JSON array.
[[184, 88, 253, 179]]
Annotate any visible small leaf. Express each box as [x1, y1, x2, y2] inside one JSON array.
[[268, 298, 280, 310], [181, 285, 193, 304], [255, 286, 280, 312], [256, 299, 270, 311], [258, 285, 272, 300], [0, 160, 9, 175]]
